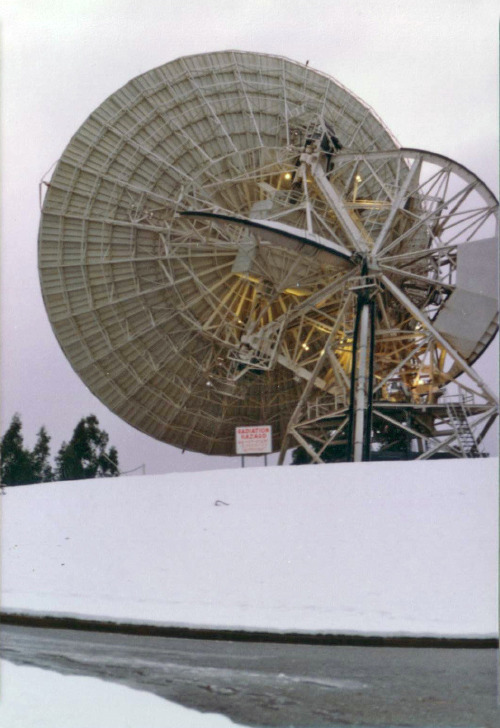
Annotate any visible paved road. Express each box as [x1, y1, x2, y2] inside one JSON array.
[[1, 624, 498, 727]]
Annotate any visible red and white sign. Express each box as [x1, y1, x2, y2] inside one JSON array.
[[235, 425, 272, 455]]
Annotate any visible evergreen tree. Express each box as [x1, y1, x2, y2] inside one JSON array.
[[32, 427, 54, 482], [55, 415, 119, 481], [0, 414, 36, 485]]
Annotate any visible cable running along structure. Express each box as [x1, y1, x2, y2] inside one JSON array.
[[39, 51, 499, 462]]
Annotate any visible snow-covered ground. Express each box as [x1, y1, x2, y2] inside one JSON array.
[[1, 458, 498, 637], [0, 659, 244, 727]]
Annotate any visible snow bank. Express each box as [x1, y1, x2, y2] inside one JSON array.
[[1, 458, 498, 637], [0, 659, 243, 727]]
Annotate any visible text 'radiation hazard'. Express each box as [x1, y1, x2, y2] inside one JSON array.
[[235, 426, 272, 455]]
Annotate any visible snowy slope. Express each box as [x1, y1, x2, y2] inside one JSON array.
[[1, 458, 498, 637]]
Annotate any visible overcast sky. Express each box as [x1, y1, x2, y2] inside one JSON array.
[[1, 0, 498, 475]]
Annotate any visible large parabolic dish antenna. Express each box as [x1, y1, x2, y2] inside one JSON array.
[[39, 51, 498, 461]]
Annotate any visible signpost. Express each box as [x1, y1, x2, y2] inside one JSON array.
[[235, 426, 272, 456]]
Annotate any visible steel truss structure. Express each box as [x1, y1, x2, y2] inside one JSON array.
[[39, 51, 498, 461]]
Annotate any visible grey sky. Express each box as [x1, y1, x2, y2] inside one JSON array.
[[1, 0, 498, 475]]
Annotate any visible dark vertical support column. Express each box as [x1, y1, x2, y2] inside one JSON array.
[[348, 257, 377, 463], [346, 296, 361, 461], [363, 299, 376, 462]]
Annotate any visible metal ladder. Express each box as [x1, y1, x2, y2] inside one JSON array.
[[446, 399, 481, 458]]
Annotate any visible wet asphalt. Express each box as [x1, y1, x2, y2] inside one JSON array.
[[1, 623, 499, 727]]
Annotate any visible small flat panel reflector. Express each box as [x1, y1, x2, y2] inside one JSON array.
[[457, 236, 498, 300], [236, 425, 272, 454], [434, 288, 497, 358]]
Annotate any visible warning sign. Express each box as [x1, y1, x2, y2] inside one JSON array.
[[235, 425, 272, 455]]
